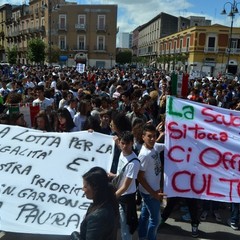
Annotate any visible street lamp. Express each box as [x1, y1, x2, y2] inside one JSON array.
[[221, 0, 240, 73]]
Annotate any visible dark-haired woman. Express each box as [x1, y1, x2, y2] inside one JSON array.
[[55, 108, 77, 132], [79, 167, 119, 240], [34, 110, 52, 132]]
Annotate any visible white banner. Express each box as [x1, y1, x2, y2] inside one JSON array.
[[165, 96, 240, 203], [0, 125, 114, 235]]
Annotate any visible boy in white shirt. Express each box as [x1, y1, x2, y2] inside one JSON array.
[[137, 123, 165, 240], [113, 131, 140, 240]]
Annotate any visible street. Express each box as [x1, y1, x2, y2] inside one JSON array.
[[1, 204, 240, 240]]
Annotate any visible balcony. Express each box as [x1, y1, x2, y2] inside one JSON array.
[[204, 47, 218, 53], [75, 23, 87, 31], [181, 47, 189, 53], [20, 29, 29, 35], [93, 45, 107, 52], [96, 24, 107, 32], [28, 26, 46, 34], [58, 24, 67, 31], [71, 45, 89, 52], [9, 30, 20, 37], [226, 48, 240, 54]]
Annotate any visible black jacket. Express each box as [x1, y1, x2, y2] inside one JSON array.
[[79, 202, 118, 240]]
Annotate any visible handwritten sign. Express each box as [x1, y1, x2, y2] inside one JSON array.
[[164, 96, 240, 203], [0, 125, 114, 235]]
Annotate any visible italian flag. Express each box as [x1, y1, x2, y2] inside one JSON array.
[[171, 72, 189, 98], [8, 104, 40, 128]]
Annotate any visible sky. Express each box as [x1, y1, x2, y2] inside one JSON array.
[[2, 0, 240, 33]]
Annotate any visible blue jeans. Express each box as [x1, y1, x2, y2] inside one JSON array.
[[231, 203, 239, 224], [138, 192, 161, 240], [119, 204, 132, 240]]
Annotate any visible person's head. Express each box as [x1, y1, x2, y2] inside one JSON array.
[[82, 167, 114, 205], [142, 123, 157, 149], [120, 91, 131, 102], [99, 109, 111, 126], [9, 112, 27, 127], [110, 112, 132, 135], [0, 113, 10, 124], [82, 115, 101, 132], [5, 92, 22, 104], [78, 99, 92, 116], [68, 98, 78, 109], [34, 110, 52, 131], [118, 131, 134, 155], [57, 108, 75, 132], [34, 85, 45, 99]]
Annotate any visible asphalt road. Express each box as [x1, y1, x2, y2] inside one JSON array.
[[1, 203, 240, 240]]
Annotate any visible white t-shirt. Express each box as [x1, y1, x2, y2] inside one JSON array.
[[138, 143, 164, 194], [117, 152, 140, 195], [32, 97, 52, 110], [73, 113, 87, 131]]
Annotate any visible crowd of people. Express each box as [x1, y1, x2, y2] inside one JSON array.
[[0, 64, 240, 239]]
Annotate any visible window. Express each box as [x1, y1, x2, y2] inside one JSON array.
[[180, 39, 183, 51], [59, 35, 66, 50], [78, 15, 86, 28], [98, 15, 105, 30], [208, 37, 215, 48], [78, 35, 85, 50], [97, 36, 105, 50], [59, 14, 66, 30], [186, 37, 190, 51], [174, 41, 177, 50]]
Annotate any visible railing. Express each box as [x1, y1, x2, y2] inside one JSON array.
[[71, 45, 89, 51], [181, 47, 189, 53], [75, 23, 87, 31], [96, 24, 107, 32], [204, 47, 218, 53], [226, 48, 240, 54], [57, 24, 67, 31], [93, 45, 107, 51]]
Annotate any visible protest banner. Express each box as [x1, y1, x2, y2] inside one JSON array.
[[0, 125, 114, 235], [164, 96, 240, 203]]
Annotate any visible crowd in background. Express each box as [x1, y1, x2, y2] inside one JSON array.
[[0, 63, 240, 238]]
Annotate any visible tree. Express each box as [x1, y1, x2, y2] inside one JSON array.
[[116, 50, 132, 64], [7, 46, 18, 65], [27, 38, 46, 64], [49, 45, 61, 64]]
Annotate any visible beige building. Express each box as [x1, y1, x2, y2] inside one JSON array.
[[0, 4, 12, 62], [158, 24, 240, 76], [2, 0, 118, 68]]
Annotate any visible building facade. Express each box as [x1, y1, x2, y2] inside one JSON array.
[[118, 32, 132, 48], [134, 12, 212, 67], [0, 4, 13, 62], [137, 12, 179, 63], [158, 24, 240, 76], [2, 0, 118, 68]]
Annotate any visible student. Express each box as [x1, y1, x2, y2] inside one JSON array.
[[114, 131, 140, 240], [137, 123, 165, 240], [34, 110, 52, 132], [55, 108, 77, 132], [32, 85, 53, 110], [76, 167, 119, 240]]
